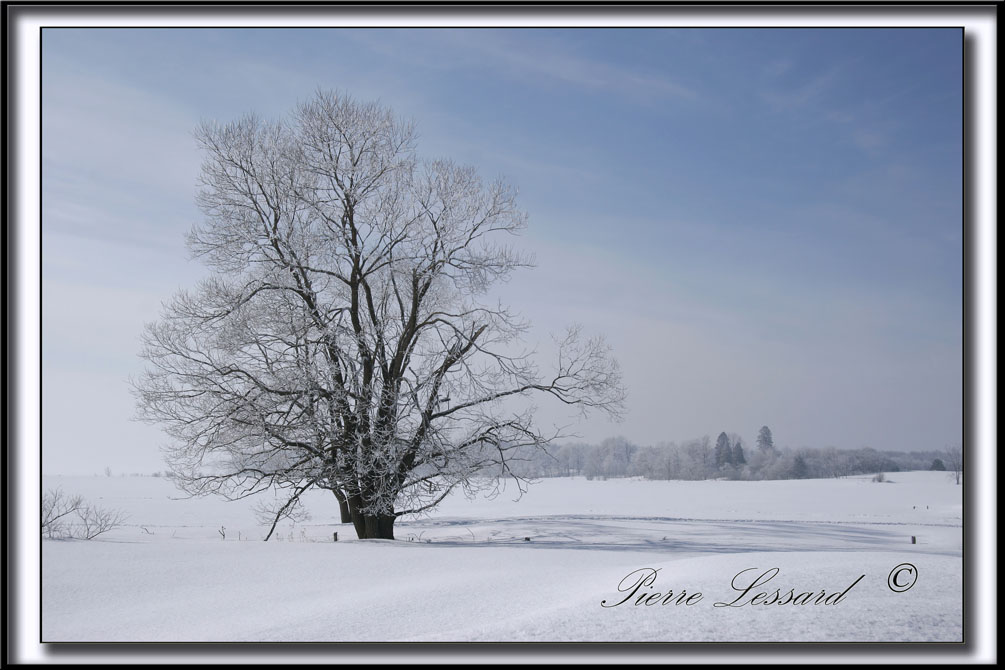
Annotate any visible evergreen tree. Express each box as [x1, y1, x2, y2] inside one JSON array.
[[757, 425, 774, 452], [732, 439, 746, 466], [715, 432, 732, 467], [930, 458, 946, 471]]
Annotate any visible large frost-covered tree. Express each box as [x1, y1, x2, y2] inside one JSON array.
[[134, 91, 626, 540]]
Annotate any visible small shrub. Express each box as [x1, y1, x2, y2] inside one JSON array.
[[872, 473, 886, 483], [42, 488, 127, 540]]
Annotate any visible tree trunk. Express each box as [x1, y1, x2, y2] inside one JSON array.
[[331, 488, 352, 523], [363, 513, 396, 540], [346, 494, 396, 539], [347, 494, 367, 539]]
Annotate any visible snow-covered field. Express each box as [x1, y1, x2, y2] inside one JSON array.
[[41, 472, 963, 642]]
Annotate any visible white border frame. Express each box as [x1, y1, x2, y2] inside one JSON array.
[[9, 4, 996, 665]]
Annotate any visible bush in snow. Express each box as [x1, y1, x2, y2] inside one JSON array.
[[42, 488, 127, 540]]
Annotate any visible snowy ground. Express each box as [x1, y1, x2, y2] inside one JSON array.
[[41, 472, 963, 642]]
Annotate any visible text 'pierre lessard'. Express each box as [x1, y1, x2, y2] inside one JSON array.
[[601, 567, 866, 608]]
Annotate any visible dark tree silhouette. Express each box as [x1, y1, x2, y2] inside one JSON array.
[[756, 425, 775, 452], [732, 439, 746, 466], [714, 431, 732, 467]]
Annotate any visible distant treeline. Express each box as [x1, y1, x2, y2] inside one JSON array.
[[494, 436, 947, 481], [132, 438, 946, 483]]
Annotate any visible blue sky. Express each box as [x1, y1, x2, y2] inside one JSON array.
[[41, 28, 962, 474]]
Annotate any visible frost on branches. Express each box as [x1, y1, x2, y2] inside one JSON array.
[[134, 91, 626, 540]]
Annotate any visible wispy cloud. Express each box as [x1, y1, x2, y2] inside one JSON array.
[[43, 59, 202, 194], [350, 29, 698, 102], [760, 65, 841, 111], [462, 32, 697, 100], [759, 62, 900, 158]]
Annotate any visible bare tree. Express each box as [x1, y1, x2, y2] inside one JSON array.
[[134, 91, 626, 540], [42, 489, 127, 540], [42, 488, 85, 539], [680, 437, 712, 481], [74, 502, 129, 540], [944, 444, 963, 485]]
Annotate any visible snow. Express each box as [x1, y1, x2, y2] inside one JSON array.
[[41, 471, 962, 642]]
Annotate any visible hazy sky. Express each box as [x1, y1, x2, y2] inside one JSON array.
[[41, 28, 963, 475]]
